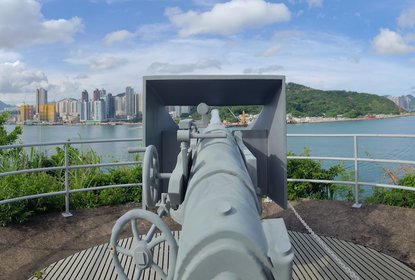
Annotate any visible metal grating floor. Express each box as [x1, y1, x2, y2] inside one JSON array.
[[29, 231, 415, 280]]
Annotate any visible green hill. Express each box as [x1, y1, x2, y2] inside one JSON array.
[[287, 83, 401, 118], [0, 101, 12, 111]]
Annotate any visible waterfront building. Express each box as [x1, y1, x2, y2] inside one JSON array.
[[138, 93, 144, 114], [36, 88, 48, 114], [100, 88, 106, 98], [93, 89, 100, 101], [171, 106, 190, 118], [105, 94, 115, 119], [39, 104, 56, 122], [93, 100, 107, 122], [56, 98, 80, 119], [125, 86, 134, 117], [80, 101, 91, 122], [115, 94, 126, 118], [173, 106, 191, 118], [19, 105, 34, 122], [81, 90, 89, 102], [133, 93, 140, 117]]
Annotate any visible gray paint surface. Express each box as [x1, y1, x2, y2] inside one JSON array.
[[143, 75, 286, 208]]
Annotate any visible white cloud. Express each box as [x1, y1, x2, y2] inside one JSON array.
[[0, 0, 83, 49], [90, 0, 131, 4], [256, 44, 284, 57], [0, 50, 21, 61], [47, 79, 82, 102], [193, 0, 220, 7], [89, 56, 128, 71], [147, 59, 221, 73], [43, 28, 412, 101], [404, 33, 415, 43], [73, 74, 89, 80], [166, 0, 291, 37], [243, 65, 284, 74], [103, 30, 134, 45], [397, 6, 415, 28], [373, 28, 415, 55], [0, 61, 48, 94], [136, 23, 172, 41], [307, 0, 323, 8]]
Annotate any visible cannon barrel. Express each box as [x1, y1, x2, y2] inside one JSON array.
[[170, 110, 293, 280], [111, 76, 292, 280]]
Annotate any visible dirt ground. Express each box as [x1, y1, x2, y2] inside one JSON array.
[[0, 199, 414, 280]]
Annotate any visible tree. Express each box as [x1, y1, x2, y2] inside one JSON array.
[[287, 148, 349, 200], [0, 112, 22, 146]]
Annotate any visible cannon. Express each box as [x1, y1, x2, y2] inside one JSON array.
[[110, 76, 294, 280]]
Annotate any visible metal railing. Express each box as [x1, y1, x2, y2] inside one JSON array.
[[0, 138, 143, 217], [1, 134, 414, 214], [287, 134, 415, 208]]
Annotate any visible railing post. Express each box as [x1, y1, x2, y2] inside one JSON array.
[[352, 135, 362, 208], [62, 142, 73, 217]]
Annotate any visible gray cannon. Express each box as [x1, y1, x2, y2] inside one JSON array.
[[110, 105, 294, 280]]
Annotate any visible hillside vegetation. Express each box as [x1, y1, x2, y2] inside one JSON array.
[[0, 101, 11, 111], [287, 83, 401, 118]]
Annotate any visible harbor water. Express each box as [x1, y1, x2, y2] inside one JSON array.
[[6, 116, 415, 186]]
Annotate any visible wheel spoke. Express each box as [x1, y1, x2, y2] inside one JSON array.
[[151, 263, 167, 279], [144, 224, 157, 243], [116, 245, 133, 257], [133, 267, 143, 280], [148, 235, 167, 250], [131, 219, 140, 242]]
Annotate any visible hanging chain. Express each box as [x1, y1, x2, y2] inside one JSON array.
[[288, 202, 361, 280]]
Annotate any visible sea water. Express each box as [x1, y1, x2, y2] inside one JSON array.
[[6, 116, 415, 186]]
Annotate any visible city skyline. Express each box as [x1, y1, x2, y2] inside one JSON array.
[[1, 0, 415, 105], [19, 86, 142, 123]]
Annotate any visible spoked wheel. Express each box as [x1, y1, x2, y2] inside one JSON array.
[[142, 145, 161, 208], [110, 209, 178, 280]]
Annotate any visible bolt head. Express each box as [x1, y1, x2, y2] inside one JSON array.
[[133, 243, 153, 269], [217, 201, 233, 216]]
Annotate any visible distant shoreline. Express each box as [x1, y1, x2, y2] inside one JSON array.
[[7, 113, 415, 126], [287, 113, 415, 124], [9, 121, 143, 126]]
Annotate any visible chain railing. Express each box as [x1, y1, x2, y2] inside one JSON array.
[[287, 134, 415, 208], [0, 138, 143, 217]]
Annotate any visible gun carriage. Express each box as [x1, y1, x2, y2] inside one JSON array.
[[110, 76, 294, 280]]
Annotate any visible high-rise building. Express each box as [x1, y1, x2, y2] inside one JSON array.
[[56, 98, 79, 118], [115, 94, 125, 118], [105, 94, 115, 119], [93, 89, 101, 101], [138, 93, 144, 114], [93, 100, 107, 122], [125, 86, 134, 117], [80, 101, 91, 122], [100, 88, 106, 98], [133, 93, 140, 116], [39, 104, 56, 122], [36, 88, 48, 114], [174, 106, 190, 117], [20, 105, 34, 122], [81, 90, 89, 102]]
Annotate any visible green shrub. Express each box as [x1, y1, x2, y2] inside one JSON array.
[[287, 148, 350, 200], [0, 144, 142, 226], [0, 115, 143, 226], [0, 173, 62, 226], [366, 174, 415, 208]]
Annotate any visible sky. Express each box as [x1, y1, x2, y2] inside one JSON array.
[[0, 0, 415, 105]]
